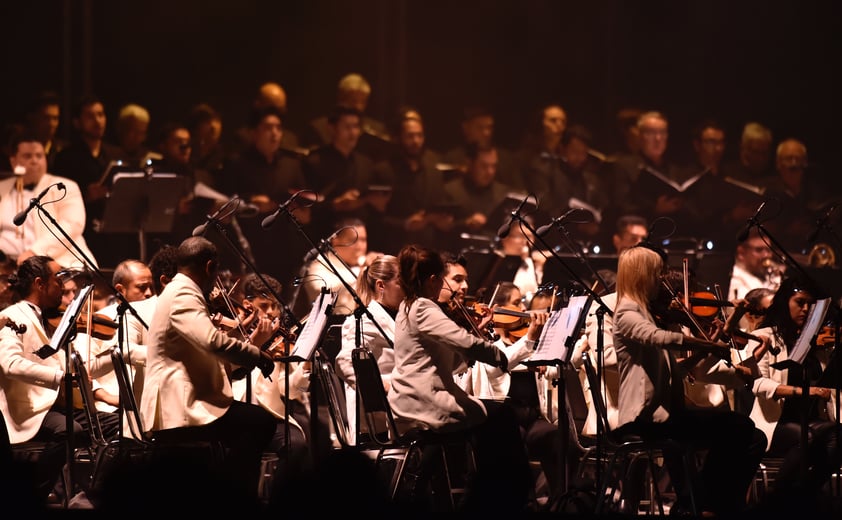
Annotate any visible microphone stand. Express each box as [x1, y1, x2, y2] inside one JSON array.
[[268, 202, 393, 459], [510, 211, 613, 500], [541, 215, 616, 497], [202, 213, 301, 405], [23, 198, 149, 506]]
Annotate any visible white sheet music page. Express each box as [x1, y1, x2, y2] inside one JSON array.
[[789, 297, 830, 364], [290, 290, 337, 361], [49, 284, 95, 352], [532, 295, 589, 363]]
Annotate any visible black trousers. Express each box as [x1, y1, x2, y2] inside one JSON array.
[[619, 408, 766, 514]]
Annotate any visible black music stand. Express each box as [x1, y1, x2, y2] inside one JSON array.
[[100, 172, 188, 262], [523, 294, 592, 500], [541, 254, 619, 290], [462, 251, 523, 300], [283, 289, 338, 466]]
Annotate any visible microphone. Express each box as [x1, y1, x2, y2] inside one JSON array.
[[806, 201, 839, 244], [536, 208, 579, 237], [14, 183, 64, 226], [192, 196, 239, 236], [261, 191, 302, 229], [736, 200, 768, 242], [302, 227, 346, 263], [497, 196, 530, 239]]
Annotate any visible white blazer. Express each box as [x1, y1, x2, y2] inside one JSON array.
[[0, 173, 97, 268], [0, 301, 66, 443], [139, 274, 262, 431]]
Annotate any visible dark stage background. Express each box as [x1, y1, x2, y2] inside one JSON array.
[[2, 0, 840, 179]]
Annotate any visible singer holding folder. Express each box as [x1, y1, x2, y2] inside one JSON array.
[[0, 132, 97, 268]]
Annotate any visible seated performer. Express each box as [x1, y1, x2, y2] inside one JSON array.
[[612, 244, 766, 515], [139, 237, 279, 504]]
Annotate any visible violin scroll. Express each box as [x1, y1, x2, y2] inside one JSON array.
[[0, 316, 26, 334]]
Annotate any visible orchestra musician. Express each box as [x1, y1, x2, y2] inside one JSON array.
[[388, 245, 533, 512], [613, 244, 766, 516], [455, 281, 562, 503], [335, 254, 402, 444], [138, 237, 278, 503], [0, 256, 104, 505], [238, 273, 318, 469], [745, 277, 842, 509]]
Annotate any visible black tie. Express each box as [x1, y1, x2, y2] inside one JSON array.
[[22, 183, 37, 191]]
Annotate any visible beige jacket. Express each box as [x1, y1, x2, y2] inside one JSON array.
[[0, 301, 66, 443]]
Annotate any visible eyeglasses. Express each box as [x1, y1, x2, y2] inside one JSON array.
[[178, 143, 192, 151]]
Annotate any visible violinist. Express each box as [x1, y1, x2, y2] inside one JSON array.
[[0, 256, 114, 505], [388, 245, 534, 511], [139, 237, 278, 503], [79, 259, 154, 418], [745, 277, 842, 509], [457, 281, 564, 500], [239, 273, 321, 469], [335, 255, 402, 444], [613, 245, 766, 516], [436, 251, 494, 340]]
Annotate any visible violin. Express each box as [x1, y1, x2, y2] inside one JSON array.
[[815, 325, 837, 350], [45, 305, 118, 341], [491, 305, 553, 340], [439, 297, 497, 342]]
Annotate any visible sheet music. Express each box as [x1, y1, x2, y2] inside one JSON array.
[[532, 295, 589, 363], [789, 297, 830, 364], [290, 290, 337, 361], [45, 284, 94, 354]]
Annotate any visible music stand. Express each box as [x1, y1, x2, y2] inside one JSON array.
[[524, 294, 592, 497], [100, 172, 188, 262], [541, 254, 619, 290], [462, 251, 523, 300]]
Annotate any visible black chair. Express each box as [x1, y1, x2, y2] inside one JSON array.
[[350, 347, 477, 512]]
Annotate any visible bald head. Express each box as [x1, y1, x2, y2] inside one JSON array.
[[256, 82, 287, 114]]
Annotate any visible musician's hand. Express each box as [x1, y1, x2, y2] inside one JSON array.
[[364, 190, 392, 213], [526, 310, 549, 341], [247, 194, 273, 214], [248, 316, 276, 347], [426, 212, 454, 232], [332, 189, 365, 212], [464, 212, 487, 230], [751, 334, 772, 361], [809, 386, 832, 400]]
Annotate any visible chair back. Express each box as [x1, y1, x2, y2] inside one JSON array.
[[351, 347, 401, 445], [313, 350, 352, 448]]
